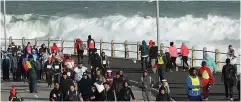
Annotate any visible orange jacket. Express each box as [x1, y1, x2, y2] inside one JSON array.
[[51, 44, 59, 53]]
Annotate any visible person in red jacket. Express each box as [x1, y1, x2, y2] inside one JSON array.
[[51, 43, 59, 53], [198, 61, 215, 101]]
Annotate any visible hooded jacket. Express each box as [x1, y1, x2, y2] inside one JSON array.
[[148, 40, 153, 48], [78, 76, 93, 97], [198, 65, 215, 85], [204, 55, 216, 73], [140, 40, 148, 56], [51, 44, 59, 53], [74, 38, 85, 53], [180, 44, 189, 56]]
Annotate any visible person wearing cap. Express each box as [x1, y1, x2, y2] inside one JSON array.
[[156, 86, 171, 101], [139, 70, 155, 101], [60, 72, 74, 100], [105, 70, 114, 88], [44, 57, 54, 88], [79, 72, 93, 101], [101, 82, 115, 101], [186, 67, 202, 101], [111, 71, 125, 101], [198, 61, 215, 101], [27, 54, 38, 93], [160, 79, 170, 94]]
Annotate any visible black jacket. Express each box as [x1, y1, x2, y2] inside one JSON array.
[[65, 90, 80, 101], [222, 64, 237, 85], [60, 78, 74, 94], [49, 88, 63, 101], [44, 61, 53, 73], [111, 77, 124, 93], [120, 86, 135, 101], [91, 53, 101, 67], [156, 93, 171, 101], [78, 78, 93, 96], [149, 46, 158, 59], [100, 89, 115, 101], [27, 60, 37, 80]]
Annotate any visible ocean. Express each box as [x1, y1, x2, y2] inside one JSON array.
[[0, 1, 240, 71]]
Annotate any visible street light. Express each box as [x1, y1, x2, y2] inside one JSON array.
[[3, 0, 7, 51], [156, 0, 160, 51]]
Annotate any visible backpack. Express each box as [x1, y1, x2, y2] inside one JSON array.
[[202, 70, 210, 80], [224, 65, 236, 80], [141, 76, 152, 84], [78, 42, 84, 51]]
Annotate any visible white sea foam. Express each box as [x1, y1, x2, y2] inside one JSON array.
[[0, 13, 240, 72]]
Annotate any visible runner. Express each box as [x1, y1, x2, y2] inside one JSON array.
[[100, 52, 109, 75]]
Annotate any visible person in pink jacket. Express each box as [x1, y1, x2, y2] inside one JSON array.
[[168, 42, 178, 71], [180, 43, 189, 71]]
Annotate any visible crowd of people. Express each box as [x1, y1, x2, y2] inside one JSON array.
[[1, 35, 240, 101]]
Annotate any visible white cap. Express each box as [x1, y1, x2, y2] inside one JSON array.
[[162, 79, 167, 82], [107, 70, 112, 73]]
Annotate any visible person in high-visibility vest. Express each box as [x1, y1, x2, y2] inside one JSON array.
[[156, 50, 167, 82], [87, 35, 95, 64], [186, 68, 202, 101]]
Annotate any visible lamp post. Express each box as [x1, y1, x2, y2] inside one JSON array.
[[156, 0, 160, 51], [3, 0, 7, 51]]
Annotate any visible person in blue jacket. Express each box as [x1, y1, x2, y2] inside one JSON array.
[[186, 68, 202, 101], [203, 53, 216, 74]]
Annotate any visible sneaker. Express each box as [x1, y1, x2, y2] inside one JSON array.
[[183, 69, 186, 72], [230, 98, 233, 101], [176, 67, 179, 71], [204, 98, 208, 101]]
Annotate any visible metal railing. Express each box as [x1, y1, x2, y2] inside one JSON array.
[[1, 37, 240, 70]]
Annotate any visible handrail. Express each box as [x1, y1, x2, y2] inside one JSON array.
[[1, 37, 240, 71]]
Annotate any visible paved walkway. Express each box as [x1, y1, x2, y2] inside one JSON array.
[[1, 55, 239, 101]]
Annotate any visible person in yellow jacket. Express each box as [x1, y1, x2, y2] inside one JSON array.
[[186, 68, 202, 101]]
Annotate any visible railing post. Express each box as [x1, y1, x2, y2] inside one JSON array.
[[191, 46, 196, 67], [61, 38, 64, 53], [137, 41, 141, 60], [9, 36, 12, 46], [160, 43, 164, 52], [22, 37, 25, 49], [215, 49, 220, 72], [48, 37, 50, 49], [203, 47, 207, 59], [35, 37, 38, 46], [111, 40, 115, 57], [100, 39, 103, 54], [124, 40, 129, 58]]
